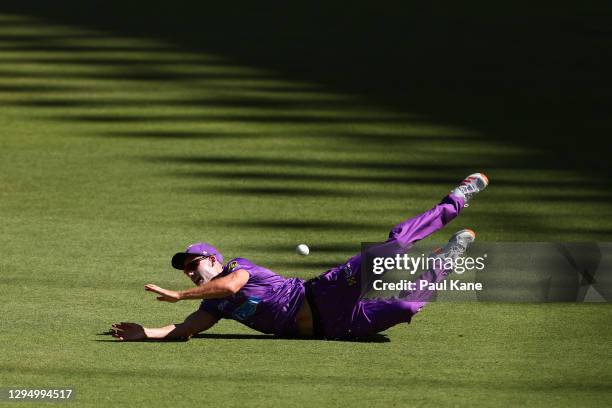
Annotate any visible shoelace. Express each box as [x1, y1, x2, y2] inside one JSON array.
[[440, 236, 469, 258], [456, 179, 480, 207], [445, 244, 465, 260]]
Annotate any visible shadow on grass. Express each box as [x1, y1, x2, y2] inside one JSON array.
[[96, 331, 390, 343], [249, 242, 359, 253], [1, 0, 610, 185], [0, 1, 611, 240], [208, 220, 385, 231]]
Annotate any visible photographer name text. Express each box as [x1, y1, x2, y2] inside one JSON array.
[[373, 279, 483, 291]]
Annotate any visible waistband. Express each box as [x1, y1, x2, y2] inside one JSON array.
[[304, 279, 324, 339]]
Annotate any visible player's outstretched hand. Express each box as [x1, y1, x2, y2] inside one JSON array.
[[111, 322, 146, 341], [145, 284, 181, 302]]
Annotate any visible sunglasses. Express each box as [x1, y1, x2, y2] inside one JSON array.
[[184, 255, 211, 272]]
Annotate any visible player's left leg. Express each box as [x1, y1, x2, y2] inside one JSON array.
[[347, 229, 477, 338], [384, 173, 488, 249]]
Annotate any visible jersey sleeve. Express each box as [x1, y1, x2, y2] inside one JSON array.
[[223, 258, 257, 277]]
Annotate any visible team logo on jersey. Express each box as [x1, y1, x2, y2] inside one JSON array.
[[342, 263, 357, 286], [228, 261, 238, 271], [232, 296, 261, 321]]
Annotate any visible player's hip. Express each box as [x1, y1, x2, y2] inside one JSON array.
[[304, 277, 362, 340]]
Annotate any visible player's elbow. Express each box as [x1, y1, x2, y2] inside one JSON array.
[[225, 270, 249, 294], [226, 281, 242, 295]]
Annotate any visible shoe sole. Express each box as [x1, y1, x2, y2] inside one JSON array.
[[453, 228, 477, 241], [478, 173, 489, 187], [467, 172, 489, 189]]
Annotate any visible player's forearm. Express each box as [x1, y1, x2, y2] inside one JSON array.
[[143, 325, 176, 339], [144, 324, 189, 340], [178, 279, 236, 300]]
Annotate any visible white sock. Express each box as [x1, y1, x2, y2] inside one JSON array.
[[450, 188, 466, 200]]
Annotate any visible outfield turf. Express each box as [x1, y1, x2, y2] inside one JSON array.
[[1, 11, 611, 407]]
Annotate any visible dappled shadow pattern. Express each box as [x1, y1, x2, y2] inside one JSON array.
[[0, 5, 610, 241], [1, 0, 611, 183]]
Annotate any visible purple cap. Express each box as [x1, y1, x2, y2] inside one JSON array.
[[171, 242, 224, 270]]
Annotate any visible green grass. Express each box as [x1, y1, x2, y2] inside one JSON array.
[[1, 13, 611, 407]]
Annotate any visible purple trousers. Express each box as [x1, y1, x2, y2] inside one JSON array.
[[307, 194, 464, 339]]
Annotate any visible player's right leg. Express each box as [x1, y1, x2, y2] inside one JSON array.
[[347, 229, 477, 338], [398, 229, 477, 305], [359, 173, 488, 291]]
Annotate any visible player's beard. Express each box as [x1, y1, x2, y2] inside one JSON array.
[[195, 261, 220, 285]]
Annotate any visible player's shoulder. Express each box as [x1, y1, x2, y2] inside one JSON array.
[[224, 257, 256, 273]]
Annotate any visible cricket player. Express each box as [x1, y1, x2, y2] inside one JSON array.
[[111, 173, 489, 341]]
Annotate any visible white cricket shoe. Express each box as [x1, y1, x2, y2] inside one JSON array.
[[451, 173, 489, 206], [434, 228, 477, 262], [397, 229, 477, 298]]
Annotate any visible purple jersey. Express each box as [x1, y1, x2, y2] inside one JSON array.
[[199, 258, 306, 335]]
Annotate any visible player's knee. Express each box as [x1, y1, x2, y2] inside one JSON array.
[[404, 301, 424, 316], [440, 195, 463, 220], [388, 225, 402, 240]]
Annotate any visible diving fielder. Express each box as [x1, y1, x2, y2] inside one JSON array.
[[111, 173, 489, 341]]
